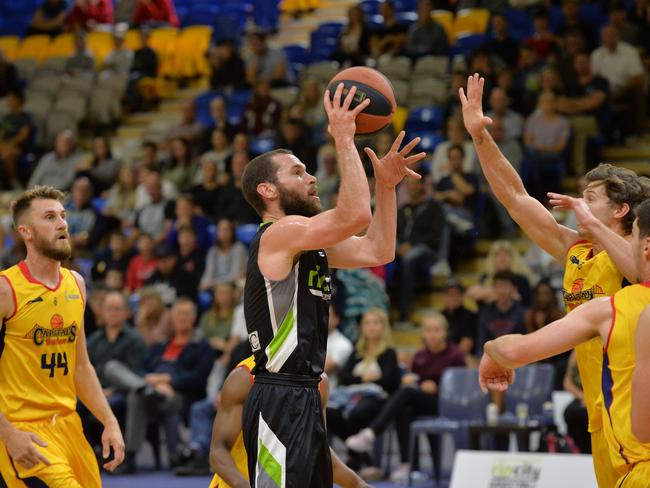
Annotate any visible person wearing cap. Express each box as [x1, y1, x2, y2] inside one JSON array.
[[144, 243, 199, 305]]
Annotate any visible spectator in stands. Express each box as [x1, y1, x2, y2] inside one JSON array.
[[133, 167, 174, 245], [0, 228, 26, 269], [325, 303, 354, 385], [162, 137, 198, 192], [66, 176, 107, 253], [434, 144, 478, 234], [106, 298, 215, 474], [467, 240, 534, 307], [523, 91, 570, 202], [216, 151, 260, 224], [315, 144, 339, 211], [125, 233, 158, 293], [135, 161, 178, 210], [368, 1, 407, 59], [104, 164, 138, 224], [610, 2, 640, 45], [327, 309, 400, 448], [524, 280, 564, 333], [200, 129, 231, 176], [275, 117, 317, 174], [488, 115, 523, 172], [198, 282, 239, 355], [126, 28, 159, 111], [134, 286, 171, 347], [556, 0, 596, 51], [405, 0, 449, 60], [244, 30, 293, 87], [441, 278, 477, 358], [65, 32, 95, 76], [526, 8, 559, 60], [208, 39, 246, 90], [555, 29, 586, 88], [133, 0, 178, 28], [28, 0, 68, 36], [396, 176, 449, 322], [231, 132, 250, 154], [203, 97, 238, 146], [431, 117, 478, 182], [469, 48, 495, 96], [0, 90, 32, 189], [563, 350, 590, 453], [476, 270, 526, 354], [591, 24, 645, 139], [557, 51, 609, 175], [487, 87, 523, 142], [92, 230, 134, 284], [484, 13, 519, 68], [83, 290, 147, 450], [28, 130, 83, 191], [299, 79, 327, 138], [167, 101, 204, 148], [333, 5, 370, 66], [68, 0, 113, 31], [514, 44, 545, 115], [189, 157, 224, 220], [103, 30, 134, 75], [176, 225, 206, 287], [199, 218, 247, 291], [75, 134, 120, 193], [346, 311, 466, 482], [146, 243, 199, 305], [0, 52, 20, 98], [165, 194, 211, 252], [240, 81, 283, 136]]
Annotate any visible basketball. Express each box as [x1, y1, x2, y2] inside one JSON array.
[[327, 67, 396, 135]]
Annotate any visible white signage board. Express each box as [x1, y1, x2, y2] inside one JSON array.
[[450, 450, 598, 488]]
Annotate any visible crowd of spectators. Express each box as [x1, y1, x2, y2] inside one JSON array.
[[1, 0, 649, 481]]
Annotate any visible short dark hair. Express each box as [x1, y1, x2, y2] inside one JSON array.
[[6, 88, 24, 104], [241, 149, 293, 216], [11, 186, 66, 227], [493, 270, 518, 287], [448, 143, 465, 158], [143, 140, 158, 151], [636, 199, 650, 239], [585, 163, 650, 234]]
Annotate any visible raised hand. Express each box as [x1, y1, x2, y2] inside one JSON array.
[[478, 353, 515, 394], [323, 83, 371, 142], [548, 192, 600, 237], [364, 131, 425, 188], [459, 73, 493, 139]]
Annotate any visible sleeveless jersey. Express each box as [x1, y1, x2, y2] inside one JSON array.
[[563, 241, 626, 432], [209, 355, 255, 488], [0, 262, 83, 423], [244, 223, 330, 377], [602, 283, 650, 474]]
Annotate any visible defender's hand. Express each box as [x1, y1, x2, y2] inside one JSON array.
[[364, 131, 425, 188]]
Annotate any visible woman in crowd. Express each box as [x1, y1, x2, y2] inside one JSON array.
[[199, 219, 247, 291]]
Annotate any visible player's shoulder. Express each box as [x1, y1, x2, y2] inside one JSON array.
[[221, 365, 254, 406], [0, 268, 17, 320]]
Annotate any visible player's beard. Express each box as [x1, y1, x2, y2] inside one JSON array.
[[33, 230, 72, 262], [277, 183, 322, 217]]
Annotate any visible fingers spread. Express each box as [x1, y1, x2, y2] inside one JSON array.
[[400, 136, 421, 156]]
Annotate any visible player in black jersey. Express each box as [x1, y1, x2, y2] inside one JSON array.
[[239, 83, 425, 487]]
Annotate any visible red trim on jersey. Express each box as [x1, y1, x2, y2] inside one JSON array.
[[239, 364, 255, 384], [18, 261, 62, 292], [640, 281, 650, 288], [604, 295, 617, 352], [0, 275, 17, 320]]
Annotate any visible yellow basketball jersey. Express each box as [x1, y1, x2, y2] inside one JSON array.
[[563, 241, 626, 432], [209, 355, 255, 488], [0, 262, 84, 423], [602, 284, 650, 474]]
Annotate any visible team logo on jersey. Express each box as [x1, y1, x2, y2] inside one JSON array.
[[563, 282, 606, 310], [27, 296, 44, 304], [569, 255, 584, 269], [24, 315, 77, 346], [249, 331, 261, 352], [571, 279, 584, 294], [307, 265, 331, 301], [64, 290, 80, 302]]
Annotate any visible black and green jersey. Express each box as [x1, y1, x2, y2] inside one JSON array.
[[244, 222, 331, 377]]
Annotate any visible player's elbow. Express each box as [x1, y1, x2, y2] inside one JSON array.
[[337, 208, 372, 235]]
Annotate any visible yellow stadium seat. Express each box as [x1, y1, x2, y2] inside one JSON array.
[[47, 32, 75, 59], [14, 35, 51, 63], [0, 36, 20, 60], [124, 29, 142, 51], [432, 10, 454, 44], [453, 8, 490, 38], [392, 106, 409, 133], [87, 31, 115, 68], [149, 27, 178, 77], [173, 26, 213, 78], [281, 0, 319, 12]]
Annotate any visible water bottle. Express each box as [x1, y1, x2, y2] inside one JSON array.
[[486, 402, 499, 426]]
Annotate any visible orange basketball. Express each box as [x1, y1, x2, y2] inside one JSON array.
[[327, 67, 396, 135]]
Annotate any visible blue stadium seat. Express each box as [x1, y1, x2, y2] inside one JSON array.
[[393, 0, 418, 12], [283, 44, 308, 65], [236, 224, 259, 246], [207, 223, 217, 245], [409, 131, 444, 153], [579, 3, 607, 30], [92, 197, 107, 213], [395, 11, 418, 26], [547, 5, 564, 33], [450, 33, 487, 58], [314, 21, 344, 38], [212, 16, 243, 42], [405, 106, 445, 132], [359, 0, 381, 16], [250, 135, 275, 156], [504, 363, 554, 421], [505, 7, 534, 41], [366, 14, 385, 29], [198, 290, 213, 311]]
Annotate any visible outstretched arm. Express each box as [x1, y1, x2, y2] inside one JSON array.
[[632, 305, 650, 442], [327, 131, 425, 269], [548, 192, 636, 283], [479, 297, 611, 392], [460, 73, 578, 262]]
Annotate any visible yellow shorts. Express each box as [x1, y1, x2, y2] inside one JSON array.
[[591, 428, 621, 488], [616, 461, 650, 487], [0, 412, 100, 488]]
